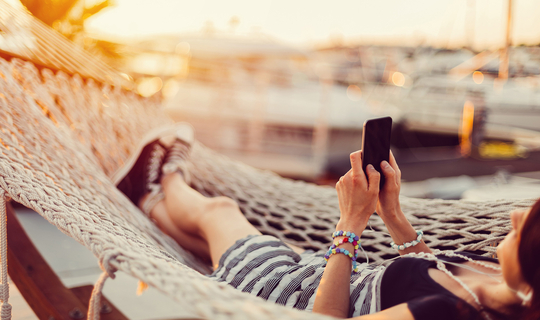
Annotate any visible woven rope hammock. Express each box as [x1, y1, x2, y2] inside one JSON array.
[[0, 2, 536, 319]]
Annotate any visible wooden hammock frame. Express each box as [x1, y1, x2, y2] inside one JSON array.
[[7, 202, 128, 320]]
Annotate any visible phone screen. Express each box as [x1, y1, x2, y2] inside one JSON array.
[[361, 116, 392, 188]]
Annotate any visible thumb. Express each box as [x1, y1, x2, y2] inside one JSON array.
[[366, 164, 380, 192], [380, 160, 396, 181]]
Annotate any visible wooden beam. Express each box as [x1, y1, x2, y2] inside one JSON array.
[[6, 202, 127, 319]]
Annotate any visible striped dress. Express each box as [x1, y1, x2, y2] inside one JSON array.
[[209, 235, 387, 317]]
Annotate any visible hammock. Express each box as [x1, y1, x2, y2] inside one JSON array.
[[0, 2, 535, 319]]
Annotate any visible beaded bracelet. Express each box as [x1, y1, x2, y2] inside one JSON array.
[[390, 230, 424, 251], [328, 237, 360, 259], [324, 246, 354, 262], [332, 230, 360, 241], [332, 230, 361, 258], [325, 231, 362, 273], [324, 246, 360, 273]]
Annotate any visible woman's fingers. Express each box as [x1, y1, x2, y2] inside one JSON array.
[[336, 169, 350, 188], [389, 150, 397, 166], [380, 160, 394, 175], [349, 151, 367, 187], [349, 151, 363, 175], [380, 160, 397, 187], [365, 164, 380, 192], [336, 151, 380, 227], [388, 151, 401, 180], [343, 169, 352, 181]]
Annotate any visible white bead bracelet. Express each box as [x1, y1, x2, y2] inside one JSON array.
[[390, 230, 424, 251]]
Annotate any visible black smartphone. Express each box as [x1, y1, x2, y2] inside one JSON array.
[[361, 116, 392, 189]]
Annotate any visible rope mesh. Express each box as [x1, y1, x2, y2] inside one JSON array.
[[0, 4, 535, 317], [0, 56, 534, 319]]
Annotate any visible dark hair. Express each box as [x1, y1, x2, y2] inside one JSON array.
[[518, 198, 540, 320]]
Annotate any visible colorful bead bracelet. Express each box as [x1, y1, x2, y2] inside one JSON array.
[[328, 236, 360, 259], [390, 230, 424, 251], [332, 230, 360, 241], [332, 230, 360, 258], [324, 247, 360, 273], [324, 231, 362, 274], [325, 237, 360, 258]]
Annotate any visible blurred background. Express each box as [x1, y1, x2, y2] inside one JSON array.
[[5, 0, 540, 201], [4, 1, 540, 319]]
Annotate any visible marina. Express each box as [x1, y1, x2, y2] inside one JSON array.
[[2, 0, 540, 319]]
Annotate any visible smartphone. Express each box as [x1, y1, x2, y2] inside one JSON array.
[[361, 117, 392, 189]]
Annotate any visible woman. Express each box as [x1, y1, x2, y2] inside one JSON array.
[[114, 124, 539, 320]]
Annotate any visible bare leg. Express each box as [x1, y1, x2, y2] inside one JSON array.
[[142, 196, 212, 263], [161, 173, 262, 268], [145, 172, 305, 269]]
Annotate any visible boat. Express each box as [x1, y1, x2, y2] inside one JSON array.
[[161, 32, 381, 180], [366, 72, 540, 152]]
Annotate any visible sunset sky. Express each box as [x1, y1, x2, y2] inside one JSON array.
[[85, 0, 540, 49]]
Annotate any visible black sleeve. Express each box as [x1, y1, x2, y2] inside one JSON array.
[[407, 294, 478, 320]]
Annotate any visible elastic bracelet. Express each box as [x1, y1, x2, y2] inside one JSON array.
[[328, 237, 360, 258], [324, 246, 354, 262], [324, 246, 360, 274], [390, 230, 424, 251], [326, 231, 362, 273], [332, 230, 360, 241], [332, 230, 361, 259]]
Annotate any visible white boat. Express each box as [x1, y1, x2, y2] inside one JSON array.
[[162, 33, 380, 180], [370, 74, 540, 151]]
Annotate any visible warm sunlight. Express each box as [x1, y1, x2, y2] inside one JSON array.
[[4, 1, 540, 319], [391, 72, 405, 87], [472, 71, 484, 84], [86, 0, 540, 49]]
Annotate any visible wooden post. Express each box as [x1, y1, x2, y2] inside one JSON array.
[[6, 203, 127, 320]]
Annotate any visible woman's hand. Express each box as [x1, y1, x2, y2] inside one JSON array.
[[335, 151, 380, 235], [315, 151, 379, 318], [375, 151, 432, 255], [376, 151, 402, 219]]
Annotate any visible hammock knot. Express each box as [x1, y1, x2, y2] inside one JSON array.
[[98, 249, 120, 279]]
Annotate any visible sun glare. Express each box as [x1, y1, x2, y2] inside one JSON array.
[[472, 71, 484, 84], [137, 77, 163, 97], [391, 72, 405, 87], [346, 85, 362, 101], [84, 0, 540, 48]]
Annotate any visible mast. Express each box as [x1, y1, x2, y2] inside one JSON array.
[[498, 0, 513, 80], [466, 0, 476, 50]]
